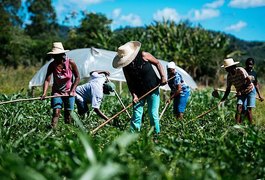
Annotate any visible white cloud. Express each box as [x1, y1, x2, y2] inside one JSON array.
[[153, 8, 181, 22], [111, 9, 142, 28], [112, 8, 121, 18], [120, 14, 142, 26], [225, 21, 247, 31], [204, 0, 225, 8], [229, 0, 265, 8], [189, 8, 220, 21]]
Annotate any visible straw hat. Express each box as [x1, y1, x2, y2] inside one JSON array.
[[221, 58, 239, 68], [167, 62, 176, 69], [47, 42, 69, 55], [112, 41, 141, 68]]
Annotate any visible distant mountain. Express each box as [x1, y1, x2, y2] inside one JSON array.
[[228, 35, 265, 64]]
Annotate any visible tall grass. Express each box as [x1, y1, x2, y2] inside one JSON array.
[[253, 96, 265, 125], [0, 66, 40, 95]]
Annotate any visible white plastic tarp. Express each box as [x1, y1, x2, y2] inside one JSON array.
[[29, 48, 197, 90]]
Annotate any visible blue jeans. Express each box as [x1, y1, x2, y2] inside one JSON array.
[[130, 89, 160, 134], [237, 88, 256, 111], [51, 96, 75, 110], [173, 91, 190, 114], [75, 97, 89, 115]]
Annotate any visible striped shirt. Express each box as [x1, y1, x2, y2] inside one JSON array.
[[227, 67, 254, 94]]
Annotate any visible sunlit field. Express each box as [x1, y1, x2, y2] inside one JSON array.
[[0, 66, 39, 95], [0, 85, 265, 179]]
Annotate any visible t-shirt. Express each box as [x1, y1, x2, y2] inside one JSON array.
[[76, 72, 106, 109], [227, 67, 254, 94], [168, 71, 190, 95], [246, 69, 258, 85]]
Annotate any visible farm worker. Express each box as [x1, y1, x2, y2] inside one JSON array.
[[75, 70, 115, 120], [112, 41, 167, 141], [245, 58, 264, 102], [219, 58, 256, 124], [166, 62, 190, 119], [41, 42, 80, 128]]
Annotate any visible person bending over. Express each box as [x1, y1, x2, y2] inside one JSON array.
[[167, 61, 190, 119], [75, 70, 115, 120]]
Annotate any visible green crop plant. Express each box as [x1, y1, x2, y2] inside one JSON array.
[[0, 89, 265, 179]]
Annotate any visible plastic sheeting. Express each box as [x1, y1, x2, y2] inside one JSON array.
[[29, 47, 197, 91]]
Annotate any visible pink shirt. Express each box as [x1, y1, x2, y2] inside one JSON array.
[[52, 57, 74, 95]]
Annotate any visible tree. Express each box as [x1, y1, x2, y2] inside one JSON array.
[[66, 12, 112, 49], [25, 0, 58, 38], [111, 27, 146, 50], [0, 0, 28, 67], [0, 0, 22, 26], [24, 0, 60, 65]]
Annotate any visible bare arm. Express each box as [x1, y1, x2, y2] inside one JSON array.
[[142, 52, 167, 85], [173, 84, 182, 98], [167, 84, 182, 104], [255, 84, 264, 101], [220, 85, 231, 102], [253, 78, 264, 101], [69, 60, 80, 95], [94, 108, 109, 120]]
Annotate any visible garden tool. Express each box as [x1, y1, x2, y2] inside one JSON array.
[[91, 75, 176, 135], [212, 88, 236, 98], [106, 76, 131, 119], [212, 88, 260, 100], [195, 95, 236, 119], [91, 84, 161, 134], [159, 100, 170, 119], [0, 95, 69, 105]]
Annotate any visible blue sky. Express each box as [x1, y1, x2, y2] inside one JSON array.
[[52, 0, 265, 42]]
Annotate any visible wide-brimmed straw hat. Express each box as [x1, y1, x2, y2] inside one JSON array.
[[47, 42, 69, 55], [167, 62, 176, 69], [112, 41, 141, 69], [221, 58, 239, 68]]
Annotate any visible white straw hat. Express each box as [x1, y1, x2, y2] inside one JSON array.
[[112, 41, 141, 68], [167, 62, 176, 69], [221, 58, 239, 68], [47, 42, 69, 55]]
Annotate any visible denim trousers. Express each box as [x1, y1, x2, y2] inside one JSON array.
[[237, 87, 256, 110], [130, 89, 160, 134], [173, 90, 190, 114]]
